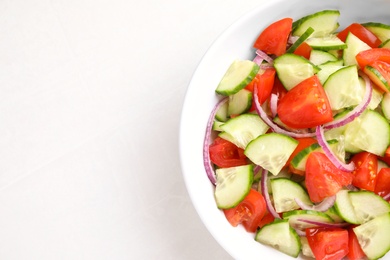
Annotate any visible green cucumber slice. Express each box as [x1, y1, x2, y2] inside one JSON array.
[[287, 27, 314, 53], [214, 99, 229, 122], [300, 237, 315, 258], [215, 60, 259, 96], [227, 88, 252, 116], [220, 113, 269, 149], [343, 32, 371, 66], [362, 76, 383, 110], [380, 38, 390, 48], [309, 49, 338, 65], [316, 60, 344, 84], [270, 178, 312, 213], [364, 65, 390, 92], [362, 22, 390, 42], [244, 133, 298, 175], [323, 65, 364, 110], [212, 120, 224, 132], [255, 219, 301, 258], [334, 189, 360, 224], [349, 190, 390, 224], [381, 92, 390, 121], [274, 53, 319, 90], [305, 35, 347, 51], [283, 210, 334, 230], [292, 10, 340, 37], [214, 164, 253, 209], [353, 213, 390, 260]]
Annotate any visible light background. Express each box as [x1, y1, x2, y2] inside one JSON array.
[[0, 0, 263, 259]]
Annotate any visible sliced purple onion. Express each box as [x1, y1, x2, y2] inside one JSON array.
[[323, 72, 372, 130], [270, 94, 278, 118], [383, 193, 390, 201], [261, 169, 281, 219], [253, 56, 264, 66], [295, 195, 336, 212], [294, 228, 306, 237], [296, 218, 350, 229], [255, 49, 274, 65], [203, 98, 228, 185], [316, 126, 355, 172], [253, 86, 316, 138]]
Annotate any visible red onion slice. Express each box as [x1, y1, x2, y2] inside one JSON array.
[[203, 98, 228, 185], [383, 193, 390, 201], [296, 218, 350, 229], [253, 56, 264, 66], [295, 195, 336, 212], [270, 94, 278, 118], [261, 169, 281, 219], [255, 49, 274, 65], [323, 72, 372, 130], [253, 86, 316, 138], [316, 125, 355, 172]]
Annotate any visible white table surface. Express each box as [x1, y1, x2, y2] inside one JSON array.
[[0, 0, 266, 259]]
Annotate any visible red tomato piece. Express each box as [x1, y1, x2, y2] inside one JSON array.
[[306, 228, 349, 260], [285, 137, 317, 168], [356, 48, 390, 69], [367, 60, 390, 91], [277, 75, 333, 129], [374, 168, 390, 199], [305, 152, 353, 203], [337, 23, 382, 48], [257, 211, 275, 229], [246, 68, 276, 111], [271, 75, 288, 100], [253, 18, 293, 56], [347, 227, 366, 260], [209, 137, 247, 168], [351, 152, 378, 191], [293, 41, 313, 59], [223, 189, 267, 233]]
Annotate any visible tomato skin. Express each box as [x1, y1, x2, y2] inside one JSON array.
[[356, 48, 390, 69], [277, 75, 333, 129], [337, 23, 382, 48], [305, 152, 353, 203], [246, 68, 276, 111], [257, 211, 275, 228], [223, 189, 267, 233], [293, 41, 313, 59], [209, 137, 247, 168], [347, 227, 366, 260], [374, 168, 390, 199], [306, 228, 349, 260], [253, 18, 293, 56], [351, 152, 378, 191]]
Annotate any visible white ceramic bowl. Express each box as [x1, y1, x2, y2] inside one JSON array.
[[179, 0, 390, 259]]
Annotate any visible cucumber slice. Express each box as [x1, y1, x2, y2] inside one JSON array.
[[364, 65, 390, 92], [283, 210, 334, 230], [323, 65, 364, 110], [349, 190, 390, 224], [362, 22, 390, 42], [244, 133, 298, 175], [287, 27, 314, 53], [274, 53, 319, 90], [381, 92, 390, 121], [255, 219, 301, 258], [309, 49, 338, 65], [220, 113, 269, 149], [316, 60, 344, 84], [212, 120, 224, 132], [380, 38, 390, 48], [215, 60, 259, 96], [343, 32, 371, 66], [362, 76, 383, 110], [214, 99, 229, 122], [334, 190, 360, 224], [227, 88, 252, 116], [353, 213, 390, 260], [325, 206, 345, 223], [214, 164, 253, 209], [292, 10, 340, 37], [344, 110, 390, 156], [300, 237, 315, 258], [270, 178, 312, 213], [305, 35, 347, 51]]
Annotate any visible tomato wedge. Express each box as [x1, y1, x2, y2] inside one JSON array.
[[285, 137, 317, 172], [374, 168, 390, 199], [337, 23, 382, 48], [351, 152, 378, 191], [356, 48, 390, 69], [209, 137, 247, 168], [305, 152, 353, 203], [277, 75, 333, 129], [306, 228, 349, 260], [223, 189, 267, 233], [245, 68, 276, 111], [293, 41, 312, 59], [347, 227, 366, 260], [253, 17, 293, 56]]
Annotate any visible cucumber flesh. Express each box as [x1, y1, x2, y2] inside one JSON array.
[[381, 92, 390, 121], [283, 210, 334, 230], [215, 60, 259, 96], [292, 10, 340, 37], [364, 65, 390, 92], [349, 190, 390, 224], [305, 35, 347, 51], [343, 32, 371, 66], [380, 38, 390, 48], [255, 219, 301, 258], [287, 27, 314, 53], [244, 133, 298, 175], [227, 88, 252, 116], [353, 213, 390, 260], [214, 99, 229, 122], [316, 60, 344, 84], [362, 22, 390, 42], [334, 189, 360, 224], [309, 49, 338, 65], [214, 165, 253, 209]]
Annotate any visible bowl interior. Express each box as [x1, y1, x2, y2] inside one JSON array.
[[179, 0, 390, 259]]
